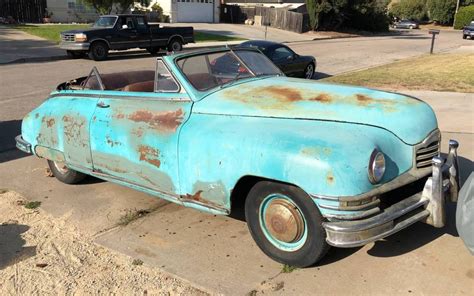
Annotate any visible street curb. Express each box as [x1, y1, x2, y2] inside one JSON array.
[[0, 42, 243, 65]]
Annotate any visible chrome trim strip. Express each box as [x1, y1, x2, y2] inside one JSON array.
[[318, 199, 380, 211], [324, 207, 381, 221], [49, 92, 191, 102]]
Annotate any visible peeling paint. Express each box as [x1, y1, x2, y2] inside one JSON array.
[[126, 109, 184, 133], [138, 145, 161, 168], [106, 135, 121, 147]]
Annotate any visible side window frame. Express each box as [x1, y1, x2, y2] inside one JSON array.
[[155, 58, 181, 93], [272, 46, 294, 61], [82, 66, 104, 90]]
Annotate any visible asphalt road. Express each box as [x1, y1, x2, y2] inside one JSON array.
[[1, 30, 473, 294]]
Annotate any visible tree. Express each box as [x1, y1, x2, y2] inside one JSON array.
[[305, 0, 389, 31], [428, 0, 456, 24], [82, 0, 150, 15], [389, 0, 428, 21]]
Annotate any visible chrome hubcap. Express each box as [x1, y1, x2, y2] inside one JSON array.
[[54, 161, 68, 174], [264, 198, 305, 243], [172, 42, 180, 51]]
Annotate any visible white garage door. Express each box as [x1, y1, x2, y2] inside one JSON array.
[[176, 0, 214, 23]]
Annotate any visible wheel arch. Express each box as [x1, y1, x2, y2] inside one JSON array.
[[167, 34, 184, 45]]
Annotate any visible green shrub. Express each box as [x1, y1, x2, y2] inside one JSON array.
[[454, 5, 474, 29], [428, 0, 456, 25], [390, 0, 428, 21]]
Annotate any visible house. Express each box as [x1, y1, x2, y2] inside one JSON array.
[[46, 0, 99, 23], [144, 0, 220, 23], [46, 0, 220, 23]]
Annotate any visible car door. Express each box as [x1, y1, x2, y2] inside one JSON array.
[[113, 16, 138, 49], [270, 46, 298, 76], [135, 16, 151, 48], [89, 60, 192, 196]]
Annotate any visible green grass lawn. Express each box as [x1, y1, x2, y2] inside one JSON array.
[[12, 24, 244, 44], [324, 53, 474, 93]]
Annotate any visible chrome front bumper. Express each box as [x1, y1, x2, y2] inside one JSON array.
[[323, 139, 460, 248], [15, 135, 32, 154], [59, 42, 90, 51]]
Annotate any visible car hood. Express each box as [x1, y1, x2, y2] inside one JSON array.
[[194, 77, 437, 145], [464, 26, 474, 30], [61, 28, 104, 34]]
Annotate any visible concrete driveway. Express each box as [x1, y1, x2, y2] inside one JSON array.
[[1, 31, 473, 294]]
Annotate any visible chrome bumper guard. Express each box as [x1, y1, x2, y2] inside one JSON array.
[[323, 140, 460, 248], [15, 135, 32, 154]]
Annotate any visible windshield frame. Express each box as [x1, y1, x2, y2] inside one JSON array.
[[174, 48, 283, 93], [92, 16, 118, 28]]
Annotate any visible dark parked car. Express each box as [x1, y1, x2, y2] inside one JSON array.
[[60, 14, 194, 61], [240, 40, 316, 79], [463, 21, 474, 39], [393, 20, 419, 29]]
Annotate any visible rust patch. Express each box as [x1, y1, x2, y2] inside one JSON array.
[[46, 118, 55, 128], [263, 86, 303, 102], [138, 145, 161, 168], [310, 93, 332, 103], [185, 190, 203, 202], [132, 128, 144, 138], [62, 115, 87, 147], [127, 109, 184, 133], [355, 94, 373, 106], [326, 171, 335, 185]]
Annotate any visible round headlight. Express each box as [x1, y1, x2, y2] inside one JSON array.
[[368, 149, 385, 184]]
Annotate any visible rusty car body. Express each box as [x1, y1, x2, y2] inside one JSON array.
[[16, 47, 461, 267]]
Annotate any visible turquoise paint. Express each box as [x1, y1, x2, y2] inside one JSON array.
[[20, 49, 439, 218]]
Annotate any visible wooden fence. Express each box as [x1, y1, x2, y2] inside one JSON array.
[[0, 0, 47, 23], [221, 5, 308, 33]]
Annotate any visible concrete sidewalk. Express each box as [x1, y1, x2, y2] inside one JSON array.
[[0, 26, 64, 64]]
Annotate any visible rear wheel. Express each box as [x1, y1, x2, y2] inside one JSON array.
[[245, 181, 330, 267], [47, 160, 86, 184], [88, 41, 109, 61], [167, 38, 183, 52]]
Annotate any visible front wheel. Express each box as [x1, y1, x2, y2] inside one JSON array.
[[463, 35, 467, 39], [409, 25, 414, 29], [47, 160, 86, 184], [88, 42, 109, 61], [304, 63, 315, 79], [245, 181, 330, 267]]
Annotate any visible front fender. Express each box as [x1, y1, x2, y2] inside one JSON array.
[[178, 114, 414, 212]]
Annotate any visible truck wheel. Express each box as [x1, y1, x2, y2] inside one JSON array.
[[66, 50, 83, 59], [147, 47, 159, 55], [168, 38, 183, 52], [47, 160, 86, 184], [88, 42, 109, 61], [245, 181, 330, 267]]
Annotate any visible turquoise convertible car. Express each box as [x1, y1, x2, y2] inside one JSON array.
[[16, 48, 461, 267]]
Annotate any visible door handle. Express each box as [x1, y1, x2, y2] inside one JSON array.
[[96, 101, 110, 108]]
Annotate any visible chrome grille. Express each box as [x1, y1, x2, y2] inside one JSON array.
[[415, 131, 440, 169], [61, 33, 75, 42]]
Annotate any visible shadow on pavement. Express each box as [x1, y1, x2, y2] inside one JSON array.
[[0, 223, 35, 270], [313, 72, 332, 80], [0, 120, 21, 151]]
